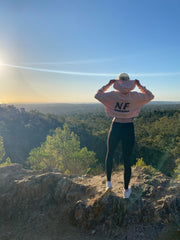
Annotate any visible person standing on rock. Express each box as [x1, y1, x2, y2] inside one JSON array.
[[94, 73, 154, 198]]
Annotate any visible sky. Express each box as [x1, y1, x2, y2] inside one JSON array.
[[0, 0, 180, 103]]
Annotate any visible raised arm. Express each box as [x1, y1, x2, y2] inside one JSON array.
[[95, 79, 116, 95], [94, 79, 116, 101], [135, 79, 154, 101]]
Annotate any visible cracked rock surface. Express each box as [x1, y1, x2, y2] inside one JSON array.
[[0, 164, 179, 240]]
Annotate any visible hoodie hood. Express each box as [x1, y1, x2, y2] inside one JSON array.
[[113, 80, 136, 93]]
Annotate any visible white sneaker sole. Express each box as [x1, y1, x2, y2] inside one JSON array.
[[106, 187, 113, 192]]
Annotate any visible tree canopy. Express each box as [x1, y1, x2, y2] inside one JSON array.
[[26, 124, 97, 175], [0, 104, 179, 178]]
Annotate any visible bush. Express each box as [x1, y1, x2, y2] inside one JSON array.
[[173, 158, 180, 180], [136, 157, 146, 167], [0, 157, 12, 167], [26, 125, 98, 175], [0, 136, 5, 162]]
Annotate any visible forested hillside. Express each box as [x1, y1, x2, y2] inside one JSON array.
[[0, 105, 65, 164], [14, 102, 180, 115], [0, 104, 180, 178]]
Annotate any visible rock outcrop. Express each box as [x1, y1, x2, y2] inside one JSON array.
[[0, 164, 179, 240]]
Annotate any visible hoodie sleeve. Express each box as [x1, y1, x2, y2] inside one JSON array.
[[94, 83, 113, 104], [134, 84, 154, 104]]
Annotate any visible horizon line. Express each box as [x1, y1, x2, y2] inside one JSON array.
[[1, 100, 180, 105]]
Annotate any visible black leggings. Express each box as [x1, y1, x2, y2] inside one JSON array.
[[105, 122, 135, 190]]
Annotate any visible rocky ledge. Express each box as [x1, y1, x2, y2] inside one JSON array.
[[0, 164, 179, 240]]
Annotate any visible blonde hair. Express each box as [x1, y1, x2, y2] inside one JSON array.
[[118, 73, 130, 81]]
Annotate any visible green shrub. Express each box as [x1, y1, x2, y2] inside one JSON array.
[[173, 158, 180, 180], [136, 157, 146, 167], [0, 157, 12, 167], [26, 125, 98, 175]]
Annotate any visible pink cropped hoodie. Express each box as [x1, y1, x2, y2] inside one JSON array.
[[94, 80, 154, 123]]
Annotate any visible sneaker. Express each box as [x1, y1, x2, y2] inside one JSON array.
[[123, 188, 131, 199], [106, 181, 113, 191]]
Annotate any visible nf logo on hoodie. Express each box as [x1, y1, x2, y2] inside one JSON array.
[[114, 102, 130, 112]]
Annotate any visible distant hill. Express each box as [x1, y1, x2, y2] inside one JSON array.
[[12, 101, 180, 115], [149, 101, 180, 104], [14, 103, 104, 115]]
